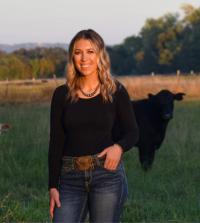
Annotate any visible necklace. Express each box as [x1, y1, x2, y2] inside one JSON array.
[[80, 84, 100, 97]]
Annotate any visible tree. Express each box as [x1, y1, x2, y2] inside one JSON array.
[[0, 55, 31, 80], [107, 44, 137, 75], [176, 4, 200, 72], [39, 58, 56, 78], [29, 59, 40, 79]]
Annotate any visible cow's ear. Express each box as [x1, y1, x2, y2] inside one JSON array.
[[174, 93, 185, 101], [148, 93, 154, 98]]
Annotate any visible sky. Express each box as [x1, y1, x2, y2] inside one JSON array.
[[0, 0, 199, 46]]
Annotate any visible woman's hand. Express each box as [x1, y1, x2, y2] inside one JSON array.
[[49, 188, 61, 219], [97, 144, 123, 170]]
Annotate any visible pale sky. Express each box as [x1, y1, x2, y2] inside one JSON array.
[[0, 0, 199, 45]]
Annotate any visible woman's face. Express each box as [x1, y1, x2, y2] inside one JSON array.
[[73, 39, 99, 78]]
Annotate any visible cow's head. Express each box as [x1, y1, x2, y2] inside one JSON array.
[[148, 90, 185, 120]]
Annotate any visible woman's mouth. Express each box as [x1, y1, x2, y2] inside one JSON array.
[[81, 64, 90, 68]]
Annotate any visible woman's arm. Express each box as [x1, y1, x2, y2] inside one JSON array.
[[114, 82, 139, 152], [97, 82, 139, 170], [48, 85, 66, 190]]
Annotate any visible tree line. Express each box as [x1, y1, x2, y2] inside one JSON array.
[[0, 4, 199, 80], [0, 47, 67, 80]]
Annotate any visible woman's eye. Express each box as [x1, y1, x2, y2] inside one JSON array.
[[88, 50, 94, 54], [74, 51, 80, 55]]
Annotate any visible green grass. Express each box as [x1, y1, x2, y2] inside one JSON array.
[[0, 101, 200, 222]]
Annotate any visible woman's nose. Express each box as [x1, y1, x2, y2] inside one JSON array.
[[81, 52, 88, 61]]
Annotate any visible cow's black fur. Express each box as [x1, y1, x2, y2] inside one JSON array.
[[133, 90, 185, 170], [112, 89, 185, 171]]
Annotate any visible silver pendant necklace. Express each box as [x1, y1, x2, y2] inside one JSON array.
[[80, 84, 100, 97]]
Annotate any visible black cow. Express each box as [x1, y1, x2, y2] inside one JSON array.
[[112, 89, 185, 170], [132, 90, 185, 170]]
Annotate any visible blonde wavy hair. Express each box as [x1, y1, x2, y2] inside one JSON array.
[[65, 29, 117, 103]]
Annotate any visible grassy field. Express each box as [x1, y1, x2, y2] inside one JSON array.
[[0, 100, 200, 222]]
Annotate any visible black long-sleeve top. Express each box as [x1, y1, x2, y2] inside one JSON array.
[[48, 80, 139, 190]]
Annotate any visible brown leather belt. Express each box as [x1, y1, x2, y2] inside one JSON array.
[[62, 154, 105, 171]]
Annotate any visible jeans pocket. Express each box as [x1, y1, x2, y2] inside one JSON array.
[[101, 160, 123, 173]]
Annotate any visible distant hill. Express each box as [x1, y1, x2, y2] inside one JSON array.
[[0, 43, 68, 53]]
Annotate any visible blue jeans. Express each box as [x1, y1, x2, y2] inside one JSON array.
[[53, 156, 128, 223]]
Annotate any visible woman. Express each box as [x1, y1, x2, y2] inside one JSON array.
[[48, 29, 139, 222]]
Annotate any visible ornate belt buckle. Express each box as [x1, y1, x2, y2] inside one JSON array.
[[75, 155, 94, 171]]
